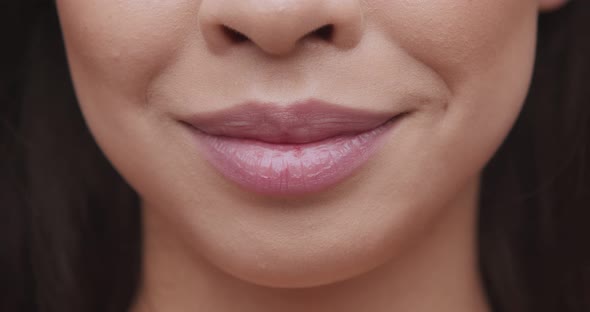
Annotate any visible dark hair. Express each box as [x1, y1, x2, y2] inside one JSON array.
[[1, 1, 589, 311]]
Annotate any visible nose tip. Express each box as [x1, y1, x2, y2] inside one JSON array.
[[198, 0, 364, 56]]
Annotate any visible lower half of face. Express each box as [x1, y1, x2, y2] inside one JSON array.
[[56, 0, 538, 287]]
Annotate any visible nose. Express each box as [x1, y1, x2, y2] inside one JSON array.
[[198, 0, 365, 56]]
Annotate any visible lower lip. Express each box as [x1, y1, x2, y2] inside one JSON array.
[[188, 118, 399, 196]]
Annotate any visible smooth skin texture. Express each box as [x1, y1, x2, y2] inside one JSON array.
[[55, 0, 567, 311]]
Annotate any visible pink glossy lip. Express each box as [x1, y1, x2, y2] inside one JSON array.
[[183, 99, 402, 196]]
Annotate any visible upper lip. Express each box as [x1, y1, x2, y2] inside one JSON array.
[[183, 99, 398, 144]]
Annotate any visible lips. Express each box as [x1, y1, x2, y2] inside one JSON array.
[[182, 99, 403, 195], [184, 99, 396, 144]]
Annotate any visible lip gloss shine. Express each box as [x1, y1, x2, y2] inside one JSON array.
[[183, 99, 402, 196], [190, 118, 396, 195]]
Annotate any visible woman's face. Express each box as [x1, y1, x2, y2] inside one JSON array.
[[56, 0, 540, 287]]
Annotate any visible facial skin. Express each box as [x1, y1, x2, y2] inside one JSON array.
[[55, 0, 566, 311]]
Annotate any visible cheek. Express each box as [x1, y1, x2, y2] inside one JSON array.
[[362, 0, 539, 216], [54, 0, 209, 203], [55, 0, 198, 100], [369, 0, 538, 87], [372, 0, 539, 154]]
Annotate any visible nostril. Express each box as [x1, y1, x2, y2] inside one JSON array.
[[217, 24, 335, 51], [311, 24, 334, 41], [221, 25, 249, 43]]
